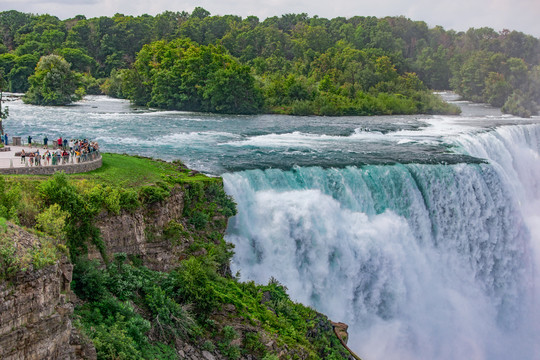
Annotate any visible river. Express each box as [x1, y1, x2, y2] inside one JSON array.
[[5, 93, 540, 359]]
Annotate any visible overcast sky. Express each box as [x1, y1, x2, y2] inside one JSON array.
[[1, 0, 539, 38]]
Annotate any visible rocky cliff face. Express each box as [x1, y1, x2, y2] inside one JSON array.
[[0, 225, 96, 360], [89, 185, 229, 273], [89, 187, 194, 272]]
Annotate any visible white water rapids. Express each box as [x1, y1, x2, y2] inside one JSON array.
[[224, 124, 540, 359], [4, 94, 540, 359]]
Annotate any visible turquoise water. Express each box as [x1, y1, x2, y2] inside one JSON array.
[[5, 93, 540, 359]]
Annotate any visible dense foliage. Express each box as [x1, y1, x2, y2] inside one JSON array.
[[1, 9, 539, 114], [0, 154, 351, 359], [23, 54, 82, 105]]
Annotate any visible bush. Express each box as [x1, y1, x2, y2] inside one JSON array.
[[86, 185, 121, 215], [30, 238, 60, 269], [119, 189, 140, 212], [72, 258, 109, 302], [168, 256, 219, 313], [290, 100, 314, 115], [144, 286, 196, 341], [218, 326, 241, 360], [189, 211, 209, 230], [0, 233, 19, 280], [35, 204, 68, 239], [0, 176, 21, 221], [139, 186, 169, 204], [90, 322, 143, 360]]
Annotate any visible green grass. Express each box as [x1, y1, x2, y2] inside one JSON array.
[[6, 153, 217, 189], [75, 153, 218, 189]]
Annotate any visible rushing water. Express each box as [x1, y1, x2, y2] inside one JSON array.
[[5, 93, 540, 359]]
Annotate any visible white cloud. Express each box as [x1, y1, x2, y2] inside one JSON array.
[[0, 0, 539, 37]]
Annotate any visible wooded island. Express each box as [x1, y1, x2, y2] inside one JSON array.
[[0, 9, 539, 116]]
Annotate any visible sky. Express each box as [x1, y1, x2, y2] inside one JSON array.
[[1, 0, 539, 38]]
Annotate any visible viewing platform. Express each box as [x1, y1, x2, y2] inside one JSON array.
[[0, 145, 102, 175]]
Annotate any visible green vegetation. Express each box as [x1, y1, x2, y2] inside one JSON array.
[[0, 153, 350, 359], [0, 68, 8, 135], [2, 8, 539, 115], [23, 54, 82, 105], [0, 9, 476, 115], [0, 216, 63, 280], [73, 253, 350, 360]]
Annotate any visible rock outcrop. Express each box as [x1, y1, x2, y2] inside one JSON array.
[[89, 187, 190, 271], [0, 225, 96, 360]]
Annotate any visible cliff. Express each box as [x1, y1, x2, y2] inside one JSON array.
[[0, 155, 354, 360], [89, 187, 188, 272], [0, 223, 96, 360]]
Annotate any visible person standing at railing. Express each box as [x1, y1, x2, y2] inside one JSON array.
[[20, 149, 25, 164], [35, 150, 41, 166]]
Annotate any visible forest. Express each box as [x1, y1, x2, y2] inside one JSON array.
[[0, 8, 539, 116]]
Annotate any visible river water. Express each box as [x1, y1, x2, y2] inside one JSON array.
[[5, 93, 540, 359]]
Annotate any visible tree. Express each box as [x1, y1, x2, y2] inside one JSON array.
[[0, 70, 8, 136], [23, 54, 82, 105]]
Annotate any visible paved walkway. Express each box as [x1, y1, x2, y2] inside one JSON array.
[[0, 145, 101, 174], [0, 145, 55, 168]]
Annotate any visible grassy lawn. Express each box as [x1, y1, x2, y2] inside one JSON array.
[[75, 153, 219, 188], [6, 153, 218, 190]]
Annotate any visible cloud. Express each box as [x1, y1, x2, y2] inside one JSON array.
[[0, 0, 539, 37]]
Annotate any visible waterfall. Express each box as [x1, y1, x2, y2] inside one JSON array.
[[223, 123, 540, 360]]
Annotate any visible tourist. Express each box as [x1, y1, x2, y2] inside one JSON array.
[[20, 149, 25, 164], [63, 138, 68, 149], [27, 135, 32, 147], [4, 133, 8, 145], [34, 150, 41, 166], [43, 136, 48, 149], [43, 150, 50, 165], [62, 150, 69, 164], [57, 137, 62, 149]]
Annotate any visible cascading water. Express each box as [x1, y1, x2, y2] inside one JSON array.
[[5, 94, 540, 359], [223, 124, 540, 359]]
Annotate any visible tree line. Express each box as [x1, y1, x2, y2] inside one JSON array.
[[0, 8, 539, 116]]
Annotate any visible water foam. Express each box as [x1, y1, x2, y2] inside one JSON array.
[[224, 124, 540, 359]]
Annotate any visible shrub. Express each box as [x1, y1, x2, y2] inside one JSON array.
[[90, 322, 143, 360], [30, 238, 60, 269], [189, 211, 209, 230], [168, 256, 219, 313], [162, 220, 185, 243], [119, 189, 140, 212], [35, 204, 68, 239], [0, 176, 21, 221], [139, 186, 169, 204], [72, 258, 109, 302], [218, 326, 241, 360], [145, 286, 197, 341], [0, 234, 19, 280]]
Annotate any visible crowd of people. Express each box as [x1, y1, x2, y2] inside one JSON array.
[[18, 137, 100, 167]]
